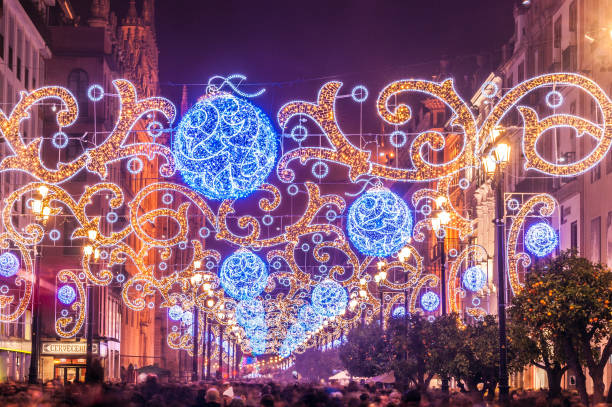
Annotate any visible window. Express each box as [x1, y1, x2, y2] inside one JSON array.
[[518, 61, 525, 83], [16, 57, 20, 80], [506, 73, 513, 90], [562, 46, 577, 71], [0, 33, 4, 60], [7, 46, 12, 70], [569, 1, 577, 32], [554, 16, 562, 48], [435, 111, 444, 127], [24, 68, 28, 89], [571, 221, 578, 250], [592, 217, 601, 262], [591, 163, 601, 182], [67, 69, 89, 117]]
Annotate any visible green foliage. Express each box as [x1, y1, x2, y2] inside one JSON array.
[[294, 347, 342, 382], [339, 323, 391, 377], [509, 251, 612, 403]]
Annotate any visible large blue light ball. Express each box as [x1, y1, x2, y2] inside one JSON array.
[[311, 279, 348, 318], [246, 322, 267, 340], [525, 222, 558, 257], [172, 92, 278, 200], [421, 291, 440, 312], [462, 266, 487, 292], [0, 253, 19, 278], [57, 285, 76, 306], [168, 305, 184, 321], [297, 304, 322, 332], [236, 299, 265, 328], [219, 249, 269, 300], [347, 188, 413, 257], [392, 306, 406, 318]]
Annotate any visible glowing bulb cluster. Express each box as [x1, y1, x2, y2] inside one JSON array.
[[525, 222, 558, 257], [172, 92, 278, 200], [311, 279, 348, 317], [0, 253, 19, 278], [462, 266, 487, 292], [219, 249, 269, 300], [168, 305, 184, 321], [57, 285, 76, 306], [421, 291, 440, 312], [347, 187, 413, 257]]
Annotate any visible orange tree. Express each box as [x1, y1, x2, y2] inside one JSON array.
[[339, 323, 391, 378], [508, 251, 612, 405]]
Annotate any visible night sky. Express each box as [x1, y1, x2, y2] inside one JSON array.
[[156, 0, 516, 109]]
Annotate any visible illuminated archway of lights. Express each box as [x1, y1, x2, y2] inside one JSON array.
[[0, 72, 606, 356]]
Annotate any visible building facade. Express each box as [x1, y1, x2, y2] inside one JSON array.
[[0, 0, 50, 382]]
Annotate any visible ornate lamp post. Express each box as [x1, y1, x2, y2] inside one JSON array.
[[84, 229, 98, 383], [28, 185, 49, 384], [484, 143, 511, 404], [374, 262, 387, 328], [190, 267, 203, 382]]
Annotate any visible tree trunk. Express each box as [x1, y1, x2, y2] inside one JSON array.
[[565, 339, 589, 406], [606, 380, 612, 403], [545, 367, 564, 398], [589, 366, 605, 405]]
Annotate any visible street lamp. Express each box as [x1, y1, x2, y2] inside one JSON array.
[[432, 209, 450, 393], [28, 185, 51, 384], [374, 262, 387, 328], [484, 142, 511, 403], [190, 272, 203, 382]]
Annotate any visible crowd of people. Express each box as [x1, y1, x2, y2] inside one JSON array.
[[0, 375, 602, 407]]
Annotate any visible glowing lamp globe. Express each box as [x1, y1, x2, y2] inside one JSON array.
[[347, 187, 413, 257], [462, 266, 487, 292], [168, 305, 184, 321], [311, 279, 348, 318], [57, 285, 76, 306], [392, 306, 405, 318], [172, 92, 278, 200], [236, 299, 265, 328], [219, 249, 269, 300], [0, 253, 19, 278], [525, 222, 558, 257], [421, 291, 440, 312]]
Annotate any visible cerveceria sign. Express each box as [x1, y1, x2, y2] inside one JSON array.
[[41, 342, 99, 355]]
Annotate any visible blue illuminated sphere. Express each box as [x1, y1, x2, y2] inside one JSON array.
[[168, 305, 184, 321], [347, 188, 413, 257], [311, 279, 348, 317], [421, 291, 440, 312], [0, 253, 19, 278], [181, 310, 194, 326], [392, 306, 405, 318], [462, 266, 487, 292], [246, 322, 267, 340], [172, 92, 278, 200], [219, 249, 269, 300], [57, 285, 76, 306], [288, 323, 306, 342], [236, 299, 265, 328], [525, 222, 558, 257], [297, 304, 322, 332]]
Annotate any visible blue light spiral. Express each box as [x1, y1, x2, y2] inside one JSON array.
[[311, 279, 348, 317], [219, 249, 269, 300], [172, 92, 278, 200], [421, 291, 440, 312], [525, 222, 558, 257], [347, 188, 413, 257], [0, 253, 19, 278], [57, 285, 76, 306], [462, 266, 487, 292]]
